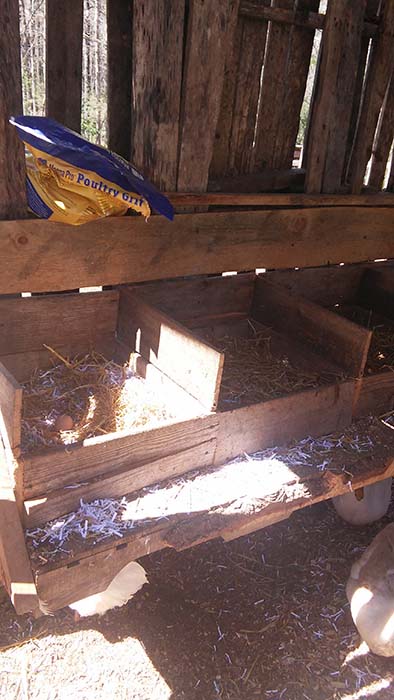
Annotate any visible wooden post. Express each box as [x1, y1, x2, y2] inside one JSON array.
[[46, 0, 83, 133], [368, 74, 394, 190], [305, 0, 366, 193], [0, 0, 27, 219], [349, 0, 394, 194], [107, 0, 132, 160], [177, 0, 239, 192], [131, 1, 185, 190]]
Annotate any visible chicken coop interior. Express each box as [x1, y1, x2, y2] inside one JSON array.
[[2, 0, 394, 636]]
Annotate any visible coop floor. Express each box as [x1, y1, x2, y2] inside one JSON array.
[[2, 497, 394, 699]]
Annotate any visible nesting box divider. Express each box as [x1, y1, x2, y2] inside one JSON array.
[[0, 359, 22, 454]]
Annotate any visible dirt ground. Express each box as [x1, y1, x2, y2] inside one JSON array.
[[1, 497, 394, 700]]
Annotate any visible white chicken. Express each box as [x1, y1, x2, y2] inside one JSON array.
[[68, 561, 148, 618]]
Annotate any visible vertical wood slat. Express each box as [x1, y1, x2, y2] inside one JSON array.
[[254, 0, 294, 171], [177, 0, 240, 192], [0, 0, 27, 219], [350, 0, 394, 194], [368, 73, 394, 190], [46, 0, 83, 133], [107, 0, 132, 160], [305, 0, 366, 193], [0, 361, 22, 454], [343, 0, 380, 184], [131, 1, 185, 190], [210, 3, 269, 179]]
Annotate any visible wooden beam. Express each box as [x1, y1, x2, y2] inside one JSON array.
[[0, 361, 21, 453], [178, 0, 239, 192], [1, 209, 394, 294], [0, 0, 27, 219], [107, 0, 132, 160], [239, 0, 378, 36], [368, 75, 394, 190], [131, 1, 185, 190], [166, 192, 394, 207], [46, 0, 83, 133], [0, 415, 38, 614], [118, 289, 224, 411], [305, 0, 366, 193], [350, 0, 394, 194]]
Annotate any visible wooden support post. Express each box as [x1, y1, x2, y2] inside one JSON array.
[[46, 0, 83, 133], [0, 361, 22, 454], [305, 0, 366, 193], [177, 0, 239, 192], [0, 0, 27, 219], [368, 75, 394, 190], [107, 0, 132, 160], [350, 0, 394, 194], [131, 1, 185, 190]]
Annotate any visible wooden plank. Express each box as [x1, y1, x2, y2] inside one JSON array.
[[132, 273, 254, 325], [239, 0, 379, 36], [118, 289, 224, 410], [0, 0, 27, 219], [344, 0, 381, 184], [214, 380, 355, 465], [2, 209, 394, 294], [305, 0, 366, 193], [107, 0, 132, 159], [0, 414, 38, 614], [350, 0, 394, 194], [253, 277, 372, 377], [131, 1, 185, 190], [0, 334, 117, 383], [177, 0, 239, 192], [368, 74, 394, 190], [354, 372, 394, 417], [358, 266, 394, 318], [24, 439, 217, 528], [168, 192, 394, 207], [23, 412, 217, 499], [264, 264, 365, 306], [46, 0, 83, 132], [228, 9, 269, 175], [0, 361, 21, 453], [0, 291, 119, 356], [208, 167, 305, 193]]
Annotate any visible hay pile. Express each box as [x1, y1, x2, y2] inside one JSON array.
[[208, 326, 344, 409], [21, 347, 176, 453], [335, 305, 394, 373]]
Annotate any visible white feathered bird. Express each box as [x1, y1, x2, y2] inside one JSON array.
[[68, 561, 148, 618]]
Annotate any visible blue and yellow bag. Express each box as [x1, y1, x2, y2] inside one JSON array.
[[10, 116, 173, 224]]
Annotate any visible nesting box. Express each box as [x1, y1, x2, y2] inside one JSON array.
[[0, 273, 378, 615]]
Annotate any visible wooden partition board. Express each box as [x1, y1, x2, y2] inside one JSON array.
[[117, 289, 224, 411], [1, 210, 394, 294], [358, 266, 394, 319], [253, 277, 372, 378], [0, 360, 22, 453], [33, 418, 394, 613]]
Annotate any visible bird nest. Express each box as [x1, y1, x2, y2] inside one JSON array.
[[21, 346, 177, 453]]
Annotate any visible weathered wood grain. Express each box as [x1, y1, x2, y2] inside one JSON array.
[[368, 75, 394, 190], [355, 372, 394, 417], [0, 361, 21, 453], [254, 277, 372, 377], [131, 1, 185, 190], [24, 439, 217, 528], [350, 0, 394, 193], [208, 167, 305, 193], [118, 289, 224, 410], [214, 380, 355, 464], [107, 0, 132, 159], [1, 209, 394, 294], [264, 264, 366, 306], [0, 0, 27, 219], [46, 0, 83, 133], [167, 192, 394, 207], [23, 413, 217, 499], [305, 0, 366, 193], [177, 0, 239, 191]]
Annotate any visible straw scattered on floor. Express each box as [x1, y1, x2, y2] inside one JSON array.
[[335, 304, 394, 373]]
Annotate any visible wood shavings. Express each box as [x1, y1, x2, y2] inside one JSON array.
[[21, 349, 177, 453]]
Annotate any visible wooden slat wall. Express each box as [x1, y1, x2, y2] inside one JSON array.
[[107, 0, 132, 159], [368, 75, 394, 190], [46, 0, 84, 133]]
